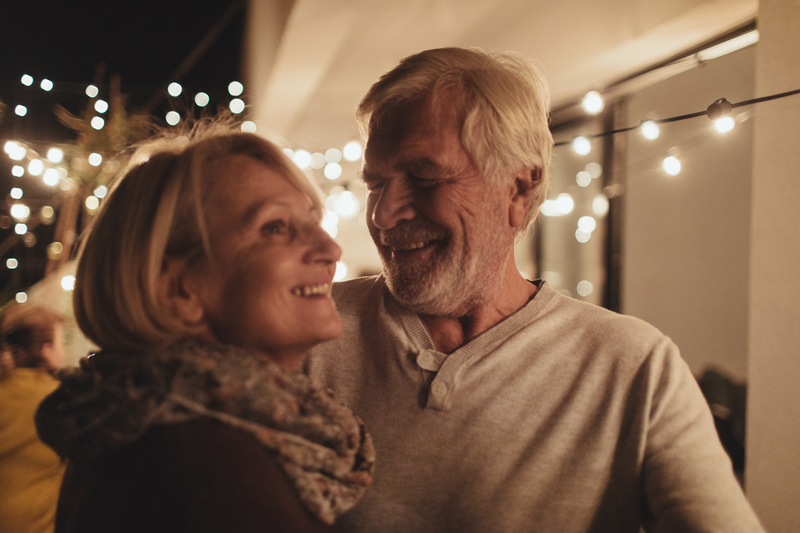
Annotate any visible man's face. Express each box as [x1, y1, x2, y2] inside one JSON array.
[[362, 95, 515, 317]]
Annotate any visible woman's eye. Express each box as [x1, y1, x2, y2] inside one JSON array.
[[263, 221, 288, 235]]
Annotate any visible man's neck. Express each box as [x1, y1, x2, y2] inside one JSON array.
[[420, 262, 538, 354]]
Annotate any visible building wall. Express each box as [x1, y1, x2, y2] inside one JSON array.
[[745, 0, 800, 529], [622, 46, 756, 381]]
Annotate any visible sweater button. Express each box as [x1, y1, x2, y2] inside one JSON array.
[[430, 382, 448, 398]]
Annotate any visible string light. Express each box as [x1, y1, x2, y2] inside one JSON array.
[[325, 148, 342, 164], [310, 153, 326, 169], [40, 79, 53, 91], [334, 262, 348, 281], [91, 116, 104, 130], [556, 193, 575, 214], [195, 92, 210, 107], [15, 105, 27, 117], [582, 91, 604, 115], [572, 136, 591, 156], [85, 84, 99, 97], [43, 168, 60, 186], [241, 121, 256, 133], [10, 188, 23, 199], [94, 185, 108, 198], [229, 98, 245, 114], [10, 204, 30, 222], [714, 116, 735, 133], [61, 276, 76, 291], [15, 223, 27, 235], [21, 74, 33, 86], [16, 292, 27, 303], [343, 141, 362, 161], [11, 166, 24, 177], [94, 100, 109, 113], [166, 111, 180, 126], [641, 120, 660, 140], [663, 156, 681, 176], [324, 163, 342, 180], [228, 81, 244, 96], [576, 171, 592, 187], [28, 160, 43, 176], [167, 82, 182, 97], [47, 148, 64, 162], [6, 258, 18, 270], [88, 153, 103, 166]]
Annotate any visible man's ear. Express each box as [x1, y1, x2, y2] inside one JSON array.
[[156, 256, 207, 328], [508, 168, 539, 229]]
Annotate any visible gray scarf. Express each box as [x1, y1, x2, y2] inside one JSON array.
[[36, 339, 374, 524]]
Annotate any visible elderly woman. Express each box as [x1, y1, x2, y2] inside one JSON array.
[[35, 124, 374, 533], [0, 304, 66, 533]]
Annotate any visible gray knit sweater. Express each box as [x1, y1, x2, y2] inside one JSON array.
[[304, 276, 764, 533]]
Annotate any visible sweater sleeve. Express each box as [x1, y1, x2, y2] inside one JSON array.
[[640, 339, 764, 533]]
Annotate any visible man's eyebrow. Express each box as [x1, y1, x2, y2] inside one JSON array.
[[398, 158, 448, 179]]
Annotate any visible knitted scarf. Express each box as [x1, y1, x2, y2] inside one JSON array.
[[35, 339, 374, 524]]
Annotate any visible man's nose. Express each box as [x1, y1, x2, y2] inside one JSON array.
[[371, 179, 417, 230]]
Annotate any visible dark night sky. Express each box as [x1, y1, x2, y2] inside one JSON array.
[[1, 0, 246, 140], [0, 0, 246, 297]]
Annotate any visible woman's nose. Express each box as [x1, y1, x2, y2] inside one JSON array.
[[371, 179, 417, 230], [306, 224, 342, 265]]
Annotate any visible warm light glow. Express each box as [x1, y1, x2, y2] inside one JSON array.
[[576, 171, 592, 187], [585, 162, 602, 179], [540, 199, 560, 217], [322, 211, 339, 238], [582, 91, 604, 115], [15, 223, 27, 235], [663, 156, 681, 176], [228, 81, 244, 96], [6, 258, 18, 270], [40, 79, 53, 91], [240, 121, 256, 133], [61, 275, 76, 291], [578, 216, 597, 233], [91, 116, 104, 130], [43, 168, 60, 186], [324, 162, 342, 180], [168, 82, 182, 97], [10, 204, 30, 221], [28, 160, 43, 176], [15, 105, 27, 117], [88, 153, 103, 166], [325, 148, 342, 164], [85, 196, 100, 210], [327, 190, 361, 220], [592, 195, 609, 216], [334, 262, 348, 281], [641, 120, 660, 140], [343, 141, 362, 161], [195, 92, 210, 107], [10, 187, 23, 199], [556, 193, 574, 215], [59, 177, 73, 191], [94, 99, 109, 113], [48, 242, 63, 255], [575, 229, 592, 243], [310, 153, 326, 169], [293, 150, 311, 169], [11, 166, 24, 177], [21, 74, 33, 86], [577, 280, 594, 297], [94, 185, 108, 198], [572, 136, 591, 156], [714, 116, 735, 133], [15, 292, 27, 303], [86, 84, 99, 97], [282, 148, 294, 158], [229, 98, 245, 114], [7, 142, 26, 160], [166, 111, 180, 126], [41, 206, 54, 221], [47, 148, 64, 162]]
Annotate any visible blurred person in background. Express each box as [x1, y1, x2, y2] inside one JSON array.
[[0, 303, 66, 533], [35, 122, 373, 533]]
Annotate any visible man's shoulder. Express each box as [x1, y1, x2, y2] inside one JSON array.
[[536, 283, 672, 351], [330, 275, 385, 313]]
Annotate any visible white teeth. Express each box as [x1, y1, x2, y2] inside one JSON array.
[[292, 283, 330, 297], [391, 241, 428, 251]]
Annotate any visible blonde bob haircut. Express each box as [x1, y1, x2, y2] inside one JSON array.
[[357, 47, 553, 238], [73, 121, 325, 353]]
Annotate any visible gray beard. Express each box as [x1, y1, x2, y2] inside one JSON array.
[[378, 216, 509, 318]]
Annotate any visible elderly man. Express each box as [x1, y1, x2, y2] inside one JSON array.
[[304, 48, 763, 533]]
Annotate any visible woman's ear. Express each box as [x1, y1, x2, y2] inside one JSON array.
[[156, 257, 207, 328], [508, 168, 538, 229]]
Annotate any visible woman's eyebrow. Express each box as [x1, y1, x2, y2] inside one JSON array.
[[240, 199, 290, 226]]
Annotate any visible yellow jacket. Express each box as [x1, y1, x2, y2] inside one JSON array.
[[0, 369, 64, 533]]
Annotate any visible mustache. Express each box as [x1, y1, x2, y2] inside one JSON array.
[[377, 218, 449, 245]]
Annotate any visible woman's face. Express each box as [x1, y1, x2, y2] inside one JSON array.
[[191, 154, 342, 368]]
